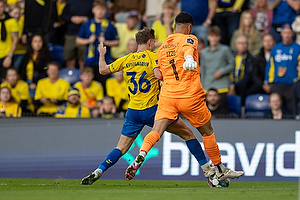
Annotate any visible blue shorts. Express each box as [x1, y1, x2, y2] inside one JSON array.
[[121, 105, 179, 137]]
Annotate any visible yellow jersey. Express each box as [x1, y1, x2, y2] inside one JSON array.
[[109, 50, 160, 110], [0, 18, 18, 58], [55, 103, 90, 118], [1, 80, 34, 112], [106, 77, 128, 110], [73, 81, 104, 107], [34, 78, 70, 114], [0, 101, 21, 117]]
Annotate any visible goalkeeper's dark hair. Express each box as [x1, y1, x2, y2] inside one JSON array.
[[175, 12, 193, 26], [135, 27, 155, 45]]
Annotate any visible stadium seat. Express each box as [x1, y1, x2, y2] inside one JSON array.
[[59, 68, 81, 86], [49, 43, 65, 67], [245, 94, 270, 118], [227, 95, 241, 117]]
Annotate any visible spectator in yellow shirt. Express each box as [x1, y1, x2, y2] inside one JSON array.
[[1, 67, 34, 115], [73, 66, 104, 118], [55, 88, 90, 118], [0, 0, 19, 82], [34, 62, 70, 117], [0, 86, 21, 117]]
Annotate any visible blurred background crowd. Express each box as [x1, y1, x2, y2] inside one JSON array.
[[0, 0, 299, 119]]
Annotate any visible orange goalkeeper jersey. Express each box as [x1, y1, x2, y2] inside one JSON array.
[[158, 33, 205, 98]]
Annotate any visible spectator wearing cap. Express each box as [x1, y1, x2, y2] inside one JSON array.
[[55, 88, 91, 118], [111, 10, 139, 60], [263, 23, 300, 112]]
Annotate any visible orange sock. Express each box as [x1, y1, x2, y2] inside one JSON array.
[[202, 133, 221, 166], [140, 131, 161, 154]]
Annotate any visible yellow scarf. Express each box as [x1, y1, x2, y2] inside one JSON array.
[[87, 19, 109, 59], [26, 55, 37, 80]]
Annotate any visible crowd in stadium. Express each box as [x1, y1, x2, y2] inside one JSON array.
[[0, 0, 299, 119]]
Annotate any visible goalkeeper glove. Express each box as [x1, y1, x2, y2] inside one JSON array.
[[183, 55, 197, 71]]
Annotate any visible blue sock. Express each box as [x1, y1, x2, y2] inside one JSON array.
[[186, 139, 207, 166], [98, 148, 122, 172]]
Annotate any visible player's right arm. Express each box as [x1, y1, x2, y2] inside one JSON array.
[[98, 42, 111, 75]]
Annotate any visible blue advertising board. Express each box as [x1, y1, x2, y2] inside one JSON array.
[[0, 118, 299, 182]]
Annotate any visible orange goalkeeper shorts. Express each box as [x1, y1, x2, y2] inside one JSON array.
[[155, 94, 211, 128]]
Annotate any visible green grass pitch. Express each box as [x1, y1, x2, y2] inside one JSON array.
[[0, 178, 298, 200]]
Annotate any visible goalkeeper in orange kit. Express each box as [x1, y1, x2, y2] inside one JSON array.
[[126, 12, 244, 182]]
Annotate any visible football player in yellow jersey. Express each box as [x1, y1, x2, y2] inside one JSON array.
[[1, 67, 34, 115], [73, 66, 104, 118], [81, 27, 217, 186], [127, 12, 244, 184], [34, 62, 70, 116], [55, 88, 90, 118]]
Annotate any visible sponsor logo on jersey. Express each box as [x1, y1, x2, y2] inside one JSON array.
[[132, 55, 142, 60], [155, 59, 158, 65], [161, 43, 179, 49], [274, 53, 292, 62], [167, 38, 174, 43]]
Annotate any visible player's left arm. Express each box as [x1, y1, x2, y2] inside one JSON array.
[[98, 42, 111, 75]]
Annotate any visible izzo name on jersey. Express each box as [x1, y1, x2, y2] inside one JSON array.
[[166, 50, 176, 57]]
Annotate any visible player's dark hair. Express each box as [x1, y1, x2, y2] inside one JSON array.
[[175, 12, 193, 25], [135, 27, 155, 45]]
